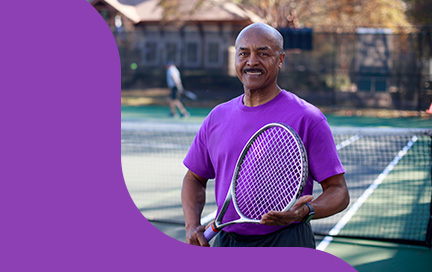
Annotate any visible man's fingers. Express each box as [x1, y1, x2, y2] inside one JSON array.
[[196, 233, 210, 247], [186, 225, 211, 247], [205, 220, 215, 230], [293, 195, 314, 209], [299, 195, 314, 203]]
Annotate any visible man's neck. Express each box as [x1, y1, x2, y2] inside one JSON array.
[[243, 86, 281, 107]]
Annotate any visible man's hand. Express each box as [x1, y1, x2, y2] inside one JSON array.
[[182, 170, 209, 246], [259, 195, 314, 226], [185, 224, 210, 247]]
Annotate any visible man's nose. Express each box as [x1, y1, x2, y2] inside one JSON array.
[[247, 53, 259, 66]]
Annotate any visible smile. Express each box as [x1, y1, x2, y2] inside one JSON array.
[[244, 69, 263, 75]]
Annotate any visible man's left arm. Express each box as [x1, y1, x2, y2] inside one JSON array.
[[307, 173, 349, 219], [172, 70, 184, 91], [260, 173, 349, 225]]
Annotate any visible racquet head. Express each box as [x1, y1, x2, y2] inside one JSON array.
[[232, 123, 308, 220]]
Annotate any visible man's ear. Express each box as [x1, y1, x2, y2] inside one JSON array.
[[278, 52, 286, 69]]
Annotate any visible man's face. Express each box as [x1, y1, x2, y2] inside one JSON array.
[[235, 28, 285, 92]]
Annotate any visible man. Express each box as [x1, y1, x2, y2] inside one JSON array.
[[166, 62, 189, 118], [182, 23, 349, 247]]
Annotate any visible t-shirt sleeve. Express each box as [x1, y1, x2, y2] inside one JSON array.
[[183, 118, 215, 180], [306, 119, 345, 183]]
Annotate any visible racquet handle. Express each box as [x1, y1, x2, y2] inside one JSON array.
[[203, 224, 219, 241]]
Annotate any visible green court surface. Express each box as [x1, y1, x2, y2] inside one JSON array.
[[121, 105, 432, 271], [322, 134, 432, 271], [121, 105, 432, 128], [337, 137, 431, 242], [326, 114, 432, 129], [325, 238, 432, 271], [121, 105, 211, 124]]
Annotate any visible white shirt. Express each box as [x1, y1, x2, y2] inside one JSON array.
[[166, 65, 182, 89]]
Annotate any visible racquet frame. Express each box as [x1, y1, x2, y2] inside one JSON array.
[[204, 123, 308, 241]]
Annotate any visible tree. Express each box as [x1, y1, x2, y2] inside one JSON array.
[[311, 0, 411, 31], [158, 0, 412, 32], [405, 0, 432, 26]]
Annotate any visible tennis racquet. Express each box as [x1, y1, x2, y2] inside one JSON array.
[[203, 122, 308, 241], [182, 90, 198, 101]]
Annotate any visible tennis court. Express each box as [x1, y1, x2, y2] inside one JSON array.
[[121, 105, 432, 271]]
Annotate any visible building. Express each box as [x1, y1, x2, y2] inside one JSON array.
[[90, 0, 262, 75], [90, 1, 431, 110]]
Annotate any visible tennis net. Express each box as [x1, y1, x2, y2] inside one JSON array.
[[121, 121, 432, 247]]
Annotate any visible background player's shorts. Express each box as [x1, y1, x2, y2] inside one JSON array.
[[170, 86, 180, 100]]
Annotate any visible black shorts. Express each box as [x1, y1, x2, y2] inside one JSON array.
[[170, 86, 180, 100], [212, 223, 315, 248]]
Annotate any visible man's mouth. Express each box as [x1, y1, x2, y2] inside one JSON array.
[[244, 69, 263, 75]]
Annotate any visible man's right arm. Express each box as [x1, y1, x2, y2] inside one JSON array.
[[181, 170, 209, 246]]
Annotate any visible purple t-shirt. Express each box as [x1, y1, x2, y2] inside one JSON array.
[[183, 90, 345, 235]]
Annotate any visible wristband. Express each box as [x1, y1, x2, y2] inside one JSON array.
[[301, 202, 315, 223]]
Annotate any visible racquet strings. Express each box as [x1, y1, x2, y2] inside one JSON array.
[[235, 126, 304, 220]]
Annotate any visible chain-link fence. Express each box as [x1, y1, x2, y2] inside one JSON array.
[[117, 27, 432, 111]]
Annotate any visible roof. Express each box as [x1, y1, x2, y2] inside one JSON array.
[[95, 0, 263, 24]]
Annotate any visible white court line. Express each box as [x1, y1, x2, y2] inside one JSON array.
[[199, 135, 362, 229], [336, 135, 361, 150], [316, 135, 419, 251]]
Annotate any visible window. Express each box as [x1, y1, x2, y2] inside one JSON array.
[[144, 42, 157, 64], [166, 42, 178, 63], [186, 43, 198, 63], [207, 42, 220, 65]]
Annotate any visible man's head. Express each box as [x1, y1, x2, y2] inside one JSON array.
[[165, 61, 174, 69], [234, 23, 285, 93]]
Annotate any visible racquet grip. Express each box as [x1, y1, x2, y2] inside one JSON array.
[[203, 223, 219, 241]]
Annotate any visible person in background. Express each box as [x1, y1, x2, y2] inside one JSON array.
[[166, 62, 190, 118]]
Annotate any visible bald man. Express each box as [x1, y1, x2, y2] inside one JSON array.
[[181, 23, 349, 247]]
